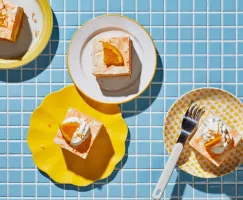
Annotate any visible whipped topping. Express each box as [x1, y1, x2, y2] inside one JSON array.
[[62, 117, 91, 147], [201, 115, 233, 154]]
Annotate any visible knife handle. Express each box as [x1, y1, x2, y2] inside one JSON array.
[[152, 143, 183, 200]]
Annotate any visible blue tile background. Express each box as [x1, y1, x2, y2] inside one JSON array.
[[0, 0, 243, 199]]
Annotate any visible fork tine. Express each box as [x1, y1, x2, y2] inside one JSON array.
[[187, 104, 196, 117], [195, 107, 205, 121], [191, 105, 199, 119]]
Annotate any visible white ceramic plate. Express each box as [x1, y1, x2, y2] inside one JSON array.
[[0, 0, 52, 69], [68, 15, 157, 104]]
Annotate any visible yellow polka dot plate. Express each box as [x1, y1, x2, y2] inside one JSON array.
[[164, 87, 243, 178], [27, 85, 128, 186]]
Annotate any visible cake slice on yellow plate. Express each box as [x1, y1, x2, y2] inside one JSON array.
[[54, 108, 104, 159], [189, 112, 242, 167], [0, 0, 24, 42], [92, 37, 132, 77]]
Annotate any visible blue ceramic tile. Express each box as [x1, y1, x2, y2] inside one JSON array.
[[137, 170, 150, 183], [180, 0, 192, 11], [151, 0, 164, 11], [180, 42, 192, 54], [137, 184, 150, 197], [66, 13, 78, 26], [0, 85, 6, 97], [137, 98, 150, 112], [151, 14, 163, 26], [209, 42, 221, 54], [9, 185, 21, 197], [195, 0, 207, 11], [66, 28, 77, 40], [137, 142, 150, 154], [37, 185, 50, 197], [123, 0, 135, 11], [180, 84, 193, 95], [23, 156, 35, 169], [222, 184, 235, 197], [224, 0, 236, 11], [52, 184, 64, 197], [180, 70, 193, 83], [66, 0, 78, 11], [194, 28, 207, 40], [239, 42, 243, 54], [0, 156, 7, 169], [209, 56, 221, 68], [79, 185, 92, 197], [166, 0, 178, 11], [153, 70, 164, 82], [151, 84, 164, 97], [194, 184, 207, 198], [194, 14, 207, 26], [180, 28, 193, 40], [180, 56, 193, 69], [37, 170, 50, 183], [209, 70, 221, 83], [151, 113, 164, 126], [23, 85, 35, 97], [223, 85, 236, 95], [194, 70, 207, 83], [137, 113, 150, 126], [124, 155, 136, 169], [223, 14, 236, 26], [8, 142, 21, 154], [165, 70, 178, 83], [8, 114, 21, 126], [0, 185, 7, 197], [137, 14, 150, 26], [165, 98, 176, 112], [151, 170, 161, 183], [208, 184, 221, 197], [0, 99, 6, 112], [23, 185, 35, 197], [151, 98, 164, 112], [123, 170, 136, 183], [179, 170, 193, 182], [194, 42, 207, 54], [37, 85, 50, 97], [151, 142, 164, 154], [223, 70, 236, 83], [137, 156, 150, 169], [65, 185, 78, 197], [138, 0, 150, 11], [123, 185, 136, 198], [155, 41, 164, 54], [166, 28, 178, 40], [224, 56, 236, 68], [8, 85, 21, 97], [137, 127, 150, 140], [94, 0, 107, 11], [127, 141, 136, 155], [9, 170, 21, 183], [223, 28, 236, 40], [180, 14, 193, 26], [151, 156, 164, 169], [108, 185, 121, 197], [8, 156, 21, 169], [37, 70, 50, 83], [0, 170, 6, 183], [52, 0, 64, 11], [165, 42, 178, 54], [80, 0, 93, 11], [108, 0, 121, 11], [80, 14, 93, 25], [179, 184, 193, 197], [23, 170, 35, 183], [165, 184, 178, 197], [209, 28, 221, 40], [0, 128, 6, 140], [166, 14, 178, 26], [0, 114, 6, 126], [0, 142, 6, 154], [151, 28, 164, 40], [165, 85, 178, 97]]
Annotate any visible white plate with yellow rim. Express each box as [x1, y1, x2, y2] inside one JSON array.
[[0, 0, 52, 69], [164, 87, 243, 178], [67, 15, 157, 104]]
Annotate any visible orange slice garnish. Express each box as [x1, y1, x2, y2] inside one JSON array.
[[60, 121, 80, 142], [102, 42, 124, 67], [204, 134, 222, 149]]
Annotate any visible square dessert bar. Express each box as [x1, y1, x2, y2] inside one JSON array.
[[92, 37, 132, 77], [189, 112, 242, 167], [54, 108, 103, 159], [0, 1, 24, 42]]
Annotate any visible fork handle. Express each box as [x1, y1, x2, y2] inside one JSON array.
[[152, 143, 183, 200]]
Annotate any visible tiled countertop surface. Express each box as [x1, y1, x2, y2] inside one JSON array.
[[1, 0, 243, 199]]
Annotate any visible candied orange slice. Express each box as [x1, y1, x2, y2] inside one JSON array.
[[60, 121, 80, 142], [102, 42, 124, 67], [204, 134, 222, 149]]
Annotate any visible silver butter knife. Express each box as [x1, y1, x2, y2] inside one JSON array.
[[152, 103, 205, 200]]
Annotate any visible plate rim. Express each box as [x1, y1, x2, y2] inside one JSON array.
[[0, 0, 53, 69], [27, 84, 128, 186], [164, 87, 243, 178], [67, 14, 157, 105]]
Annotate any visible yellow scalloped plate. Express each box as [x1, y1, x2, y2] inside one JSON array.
[[27, 85, 128, 186], [164, 88, 243, 178]]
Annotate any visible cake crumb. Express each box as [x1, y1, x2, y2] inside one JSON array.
[[48, 124, 52, 128], [32, 12, 37, 23], [35, 29, 39, 38]]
